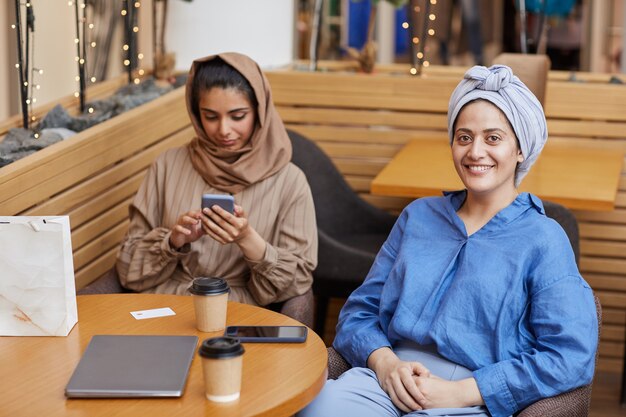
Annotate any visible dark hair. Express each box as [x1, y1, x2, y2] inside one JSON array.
[[191, 57, 258, 120]]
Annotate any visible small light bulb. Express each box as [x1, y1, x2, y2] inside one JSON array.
[[430, 0, 437, 4], [428, 29, 435, 36], [134, 78, 140, 84], [15, 64, 20, 68], [35, 84, 41, 90], [429, 14, 436, 21], [123, 59, 130, 66], [138, 69, 145, 75], [34, 133, 40, 139], [23, 81, 28, 86], [75, 38, 79, 43], [26, 2, 31, 7], [138, 53, 144, 59], [79, 58, 85, 64], [68, 1, 73, 6], [401, 22, 409, 29], [75, 76, 80, 81], [32, 98, 37, 103], [26, 99, 31, 104], [88, 107, 94, 114], [123, 44, 129, 51], [423, 61, 430, 67], [74, 92, 80, 97], [133, 26, 139, 33], [11, 24, 16, 29], [417, 52, 424, 59], [31, 116, 36, 121], [80, 3, 85, 8], [75, 57, 79, 62], [413, 37, 419, 44], [38, 69, 43, 74], [90, 77, 96, 82], [410, 68, 417, 75], [414, 6, 420, 12], [90, 41, 96, 47], [89, 23, 94, 29], [121, 10, 127, 16], [134, 1, 140, 7]]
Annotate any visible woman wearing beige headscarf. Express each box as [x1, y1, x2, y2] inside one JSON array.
[[116, 53, 317, 308]]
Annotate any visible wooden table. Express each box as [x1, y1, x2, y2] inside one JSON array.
[[0, 294, 328, 417], [371, 138, 624, 211]]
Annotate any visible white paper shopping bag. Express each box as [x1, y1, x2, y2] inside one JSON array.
[[0, 216, 78, 336]]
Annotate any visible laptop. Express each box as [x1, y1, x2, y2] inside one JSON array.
[[65, 335, 198, 398]]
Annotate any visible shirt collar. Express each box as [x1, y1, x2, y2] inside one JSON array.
[[444, 190, 545, 233]]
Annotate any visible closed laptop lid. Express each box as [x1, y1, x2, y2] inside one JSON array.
[[65, 335, 198, 398]]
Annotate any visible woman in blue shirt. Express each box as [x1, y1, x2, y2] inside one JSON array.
[[299, 65, 597, 417]]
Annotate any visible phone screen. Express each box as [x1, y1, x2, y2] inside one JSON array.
[[225, 326, 307, 343]]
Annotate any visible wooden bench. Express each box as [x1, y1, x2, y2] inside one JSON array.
[[1, 63, 624, 375]]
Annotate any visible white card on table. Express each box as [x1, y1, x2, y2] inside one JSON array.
[[130, 307, 176, 320]]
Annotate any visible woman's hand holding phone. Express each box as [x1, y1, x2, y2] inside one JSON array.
[[201, 203, 267, 261]]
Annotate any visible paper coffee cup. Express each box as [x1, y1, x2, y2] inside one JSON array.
[[189, 277, 230, 332], [198, 337, 245, 402]]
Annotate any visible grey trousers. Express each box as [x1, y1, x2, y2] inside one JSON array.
[[298, 342, 493, 417]]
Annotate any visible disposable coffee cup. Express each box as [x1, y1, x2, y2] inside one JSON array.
[[189, 277, 230, 332], [198, 337, 245, 402]]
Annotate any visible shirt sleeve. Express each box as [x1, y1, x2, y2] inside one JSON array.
[[473, 275, 598, 417], [245, 169, 317, 306], [116, 159, 190, 291], [332, 210, 406, 368]]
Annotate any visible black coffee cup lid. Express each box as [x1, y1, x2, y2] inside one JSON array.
[[198, 337, 245, 359], [189, 277, 230, 295]]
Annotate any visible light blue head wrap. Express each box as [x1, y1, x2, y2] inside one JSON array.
[[447, 65, 548, 187]]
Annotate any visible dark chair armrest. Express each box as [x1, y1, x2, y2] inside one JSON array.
[[327, 346, 351, 379], [515, 384, 591, 417], [278, 289, 314, 329], [76, 268, 127, 295]]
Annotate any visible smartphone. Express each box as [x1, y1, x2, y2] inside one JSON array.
[[201, 194, 234, 214], [224, 325, 308, 343]]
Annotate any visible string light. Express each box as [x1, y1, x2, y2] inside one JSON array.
[[409, 0, 436, 76]]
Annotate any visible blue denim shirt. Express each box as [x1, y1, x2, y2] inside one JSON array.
[[333, 191, 597, 417]]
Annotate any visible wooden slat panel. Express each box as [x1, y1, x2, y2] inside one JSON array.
[[345, 176, 373, 193], [277, 106, 448, 130], [318, 142, 401, 159], [548, 119, 626, 140], [597, 292, 626, 310], [334, 159, 387, 177], [73, 220, 128, 270], [602, 324, 626, 342], [585, 274, 626, 292], [599, 341, 625, 358], [287, 124, 442, 145], [66, 170, 145, 229], [597, 358, 624, 374], [581, 240, 626, 258], [544, 81, 626, 121], [581, 258, 626, 276], [602, 308, 626, 326], [74, 247, 118, 290], [575, 208, 626, 223], [21, 126, 193, 218], [71, 197, 132, 250], [0, 87, 187, 214], [580, 223, 626, 241]]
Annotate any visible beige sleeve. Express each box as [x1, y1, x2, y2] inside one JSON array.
[[116, 155, 190, 291], [245, 168, 318, 305]]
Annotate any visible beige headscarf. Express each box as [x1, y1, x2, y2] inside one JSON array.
[[186, 53, 292, 194]]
